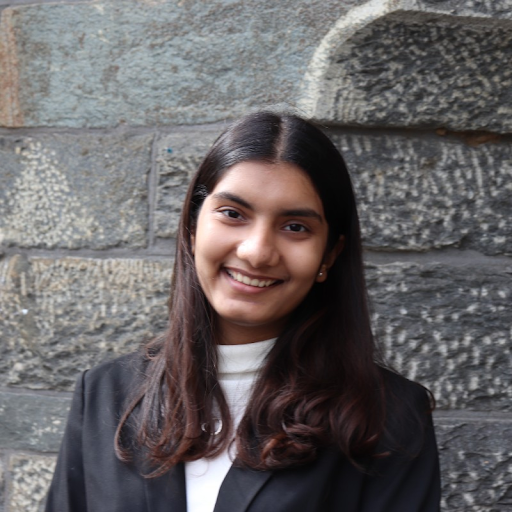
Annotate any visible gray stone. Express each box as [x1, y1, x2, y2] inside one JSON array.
[[333, 131, 512, 256], [435, 413, 512, 510], [367, 262, 512, 411], [0, 391, 70, 452], [154, 127, 512, 256], [0, 132, 152, 249], [0, 255, 172, 391], [3, 1, 512, 130], [154, 129, 218, 239], [0, 0, 359, 128], [419, 0, 512, 18], [6, 454, 55, 512], [0, 454, 4, 512], [314, 11, 512, 133]]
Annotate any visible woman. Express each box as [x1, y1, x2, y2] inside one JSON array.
[[46, 112, 441, 512]]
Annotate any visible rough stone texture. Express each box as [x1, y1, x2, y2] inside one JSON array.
[[3, 1, 512, 130], [0, 132, 152, 249], [419, 0, 512, 18], [0, 9, 22, 128], [0, 255, 172, 391], [436, 414, 512, 510], [366, 262, 512, 411], [154, 129, 218, 239], [315, 11, 512, 133], [334, 131, 512, 256], [0, 455, 4, 512], [0, 392, 70, 452], [154, 128, 512, 256], [7, 454, 55, 512], [0, 0, 359, 128]]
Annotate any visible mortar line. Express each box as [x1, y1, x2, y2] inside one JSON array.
[[325, 124, 512, 142], [1, 245, 510, 266], [0, 386, 73, 398], [0, 122, 225, 137], [0, 243, 177, 260], [1, 122, 511, 141], [1, 448, 59, 458], [433, 409, 512, 423], [0, 0, 87, 7], [147, 130, 159, 249], [364, 248, 512, 266]]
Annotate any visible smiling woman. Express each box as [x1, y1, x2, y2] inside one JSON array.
[[45, 112, 441, 512]]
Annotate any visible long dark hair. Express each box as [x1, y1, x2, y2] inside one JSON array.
[[116, 112, 392, 475]]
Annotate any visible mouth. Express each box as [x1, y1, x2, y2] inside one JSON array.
[[225, 268, 281, 288]]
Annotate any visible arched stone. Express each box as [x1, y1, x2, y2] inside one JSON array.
[[299, 0, 512, 133]]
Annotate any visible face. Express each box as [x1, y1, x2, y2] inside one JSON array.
[[192, 160, 341, 345]]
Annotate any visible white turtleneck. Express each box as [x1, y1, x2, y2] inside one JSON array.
[[185, 338, 276, 512]]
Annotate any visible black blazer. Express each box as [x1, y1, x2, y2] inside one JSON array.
[[45, 354, 441, 512]]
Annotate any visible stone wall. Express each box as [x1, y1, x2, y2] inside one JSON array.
[[0, 0, 511, 510]]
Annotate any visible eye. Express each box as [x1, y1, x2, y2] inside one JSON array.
[[220, 208, 243, 220], [284, 223, 307, 233]]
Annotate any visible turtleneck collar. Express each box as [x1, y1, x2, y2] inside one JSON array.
[[217, 338, 277, 378]]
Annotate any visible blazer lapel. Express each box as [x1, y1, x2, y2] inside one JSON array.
[[213, 463, 273, 512], [144, 462, 187, 512]]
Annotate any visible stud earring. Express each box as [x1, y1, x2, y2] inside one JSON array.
[[318, 271, 324, 277]]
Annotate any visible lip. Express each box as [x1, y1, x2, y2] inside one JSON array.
[[223, 267, 283, 291]]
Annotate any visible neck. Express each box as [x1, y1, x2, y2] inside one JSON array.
[[216, 320, 285, 345]]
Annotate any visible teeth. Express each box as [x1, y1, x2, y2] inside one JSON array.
[[227, 270, 276, 288]]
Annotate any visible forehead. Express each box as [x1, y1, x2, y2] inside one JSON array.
[[210, 161, 325, 213]]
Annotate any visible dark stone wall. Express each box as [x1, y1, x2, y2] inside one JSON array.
[[0, 1, 511, 510]]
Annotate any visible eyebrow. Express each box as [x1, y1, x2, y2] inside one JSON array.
[[211, 191, 324, 223]]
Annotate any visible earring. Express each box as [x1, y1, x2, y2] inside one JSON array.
[[318, 271, 324, 277]]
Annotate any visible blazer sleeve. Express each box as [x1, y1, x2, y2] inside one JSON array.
[[360, 384, 441, 512], [45, 371, 88, 512]]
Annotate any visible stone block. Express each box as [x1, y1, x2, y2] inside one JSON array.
[[366, 262, 512, 411], [154, 130, 218, 239], [334, 132, 512, 256], [6, 454, 55, 512], [0, 132, 152, 249], [0, 0, 354, 128], [0, 392, 70, 452], [436, 413, 512, 510], [314, 10, 512, 133], [0, 255, 172, 391]]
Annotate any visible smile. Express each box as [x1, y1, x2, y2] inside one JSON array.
[[225, 269, 279, 288]]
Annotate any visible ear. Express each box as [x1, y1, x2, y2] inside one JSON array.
[[316, 235, 345, 283]]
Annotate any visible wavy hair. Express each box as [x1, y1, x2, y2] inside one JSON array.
[[116, 112, 395, 475]]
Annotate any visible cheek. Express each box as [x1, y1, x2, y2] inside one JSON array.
[[193, 228, 227, 274], [288, 244, 325, 281]]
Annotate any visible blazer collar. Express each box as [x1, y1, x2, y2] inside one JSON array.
[[143, 460, 272, 512], [144, 463, 187, 512], [214, 463, 273, 512]]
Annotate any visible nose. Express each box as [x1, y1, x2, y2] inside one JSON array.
[[236, 225, 280, 268]]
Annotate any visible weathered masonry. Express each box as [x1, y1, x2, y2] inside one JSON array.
[[1, 0, 511, 510]]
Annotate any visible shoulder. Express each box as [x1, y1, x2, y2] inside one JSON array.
[[376, 367, 435, 457], [84, 351, 146, 386], [379, 367, 432, 410], [79, 351, 147, 412]]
